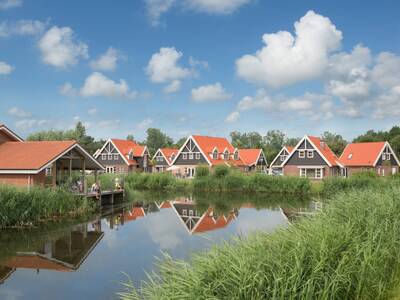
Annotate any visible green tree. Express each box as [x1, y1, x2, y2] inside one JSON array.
[[126, 134, 135, 141], [145, 128, 174, 155], [175, 137, 187, 149], [321, 131, 348, 156]]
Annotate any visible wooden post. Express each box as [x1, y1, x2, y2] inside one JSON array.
[[69, 158, 72, 179], [94, 170, 98, 185], [52, 162, 57, 188], [82, 158, 87, 194]]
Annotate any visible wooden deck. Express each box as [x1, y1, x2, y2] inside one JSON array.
[[77, 190, 125, 206]]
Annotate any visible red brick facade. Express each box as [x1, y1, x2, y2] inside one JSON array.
[[0, 170, 46, 188]]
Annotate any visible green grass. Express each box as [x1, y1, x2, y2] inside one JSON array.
[[0, 185, 96, 228], [119, 183, 400, 300]]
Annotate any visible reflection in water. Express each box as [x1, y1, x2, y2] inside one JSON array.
[[0, 193, 314, 298]]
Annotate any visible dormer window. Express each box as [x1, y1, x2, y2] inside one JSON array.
[[212, 149, 218, 160], [223, 150, 229, 160], [234, 150, 239, 160], [348, 153, 353, 160]]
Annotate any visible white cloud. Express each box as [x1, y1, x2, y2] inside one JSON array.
[[163, 79, 181, 94], [90, 47, 122, 72], [236, 10, 342, 88], [188, 56, 209, 69], [59, 82, 77, 96], [191, 82, 232, 102], [0, 20, 46, 38], [0, 61, 14, 74], [79, 72, 137, 99], [137, 118, 153, 130], [185, 0, 251, 14], [38, 26, 88, 69], [0, 0, 22, 10], [371, 52, 400, 89], [144, 0, 251, 26], [373, 85, 400, 119], [15, 119, 47, 130], [225, 111, 239, 123], [7, 107, 31, 118], [88, 108, 98, 115], [146, 47, 192, 93]]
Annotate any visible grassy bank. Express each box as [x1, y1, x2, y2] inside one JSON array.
[[120, 184, 400, 300], [0, 185, 95, 228], [119, 166, 311, 196]]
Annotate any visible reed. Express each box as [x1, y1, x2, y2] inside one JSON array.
[[0, 185, 95, 228], [119, 184, 400, 300]]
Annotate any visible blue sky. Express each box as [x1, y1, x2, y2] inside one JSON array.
[[0, 0, 399, 141]]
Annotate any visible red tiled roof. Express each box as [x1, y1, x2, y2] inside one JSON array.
[[339, 142, 386, 166], [159, 201, 172, 209], [286, 146, 294, 153], [238, 149, 262, 166], [160, 148, 178, 164], [4, 255, 72, 272], [111, 139, 147, 166], [193, 208, 235, 234], [0, 141, 76, 170], [124, 207, 146, 222], [191, 135, 238, 166], [308, 136, 341, 167]]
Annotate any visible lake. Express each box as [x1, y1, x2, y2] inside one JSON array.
[[0, 192, 314, 299]]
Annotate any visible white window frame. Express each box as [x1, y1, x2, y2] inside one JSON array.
[[234, 151, 239, 160], [213, 150, 218, 160], [189, 210, 194, 217], [223, 150, 229, 160], [280, 155, 285, 162], [387, 153, 391, 161], [108, 154, 113, 160], [101, 154, 106, 160], [307, 150, 314, 158], [316, 168, 323, 179], [195, 153, 200, 160], [189, 153, 194, 160], [182, 153, 187, 160], [182, 209, 187, 216], [299, 150, 305, 159], [114, 154, 119, 160], [382, 153, 386, 160], [300, 168, 306, 177]]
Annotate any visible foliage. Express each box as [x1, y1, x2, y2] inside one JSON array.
[[321, 131, 348, 156], [230, 131, 263, 149], [126, 134, 135, 141], [195, 165, 210, 178], [213, 165, 231, 178], [145, 128, 174, 156], [120, 185, 400, 300], [0, 185, 95, 228]]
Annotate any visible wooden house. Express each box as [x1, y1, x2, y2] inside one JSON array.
[[152, 148, 178, 172], [269, 146, 294, 175]]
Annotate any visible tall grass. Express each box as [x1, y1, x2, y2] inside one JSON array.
[[0, 185, 95, 228], [120, 184, 400, 300]]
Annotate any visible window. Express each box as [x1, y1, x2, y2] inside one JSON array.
[[299, 150, 305, 158], [189, 210, 194, 217], [387, 153, 391, 160], [183, 153, 187, 160], [114, 154, 119, 160], [182, 209, 187, 216], [101, 154, 106, 160], [45, 167, 52, 176], [195, 153, 200, 160], [280, 155, 285, 162], [156, 156, 162, 162], [224, 150, 229, 160], [382, 153, 386, 160], [300, 168, 307, 177], [189, 153, 194, 160], [316, 168, 323, 179], [307, 150, 314, 158], [171, 154, 175, 161], [213, 150, 218, 160], [234, 151, 239, 160], [108, 154, 112, 160]]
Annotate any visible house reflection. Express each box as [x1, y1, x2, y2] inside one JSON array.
[[280, 201, 322, 222], [0, 221, 103, 284]]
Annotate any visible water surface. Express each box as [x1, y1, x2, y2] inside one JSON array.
[[0, 192, 314, 299]]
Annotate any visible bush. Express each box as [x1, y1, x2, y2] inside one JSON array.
[[213, 165, 230, 178], [0, 185, 95, 228], [120, 185, 400, 300], [195, 165, 210, 178]]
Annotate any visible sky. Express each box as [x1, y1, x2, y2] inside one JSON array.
[[0, 0, 399, 141]]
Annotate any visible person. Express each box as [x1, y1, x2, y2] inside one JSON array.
[[91, 182, 101, 199], [115, 178, 122, 191]]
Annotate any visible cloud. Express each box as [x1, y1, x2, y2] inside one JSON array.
[[144, 0, 251, 26], [191, 82, 232, 102], [228, 89, 334, 123], [15, 119, 47, 130], [137, 118, 153, 130], [373, 85, 400, 119], [163, 79, 181, 94], [236, 10, 342, 88], [184, 0, 251, 14], [0, 20, 47, 38], [0, 61, 14, 74], [38, 26, 88, 69], [371, 52, 400, 89], [225, 111, 239, 123], [59, 82, 77, 96], [0, 0, 22, 10], [188, 56, 209, 69], [88, 108, 98, 115], [7, 107, 31, 118], [146, 47, 192, 93], [80, 72, 137, 99], [90, 47, 122, 72]]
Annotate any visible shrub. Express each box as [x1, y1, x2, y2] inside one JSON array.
[[213, 165, 230, 178], [195, 165, 210, 178]]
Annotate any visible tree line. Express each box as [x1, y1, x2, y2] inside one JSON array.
[[27, 122, 400, 162]]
